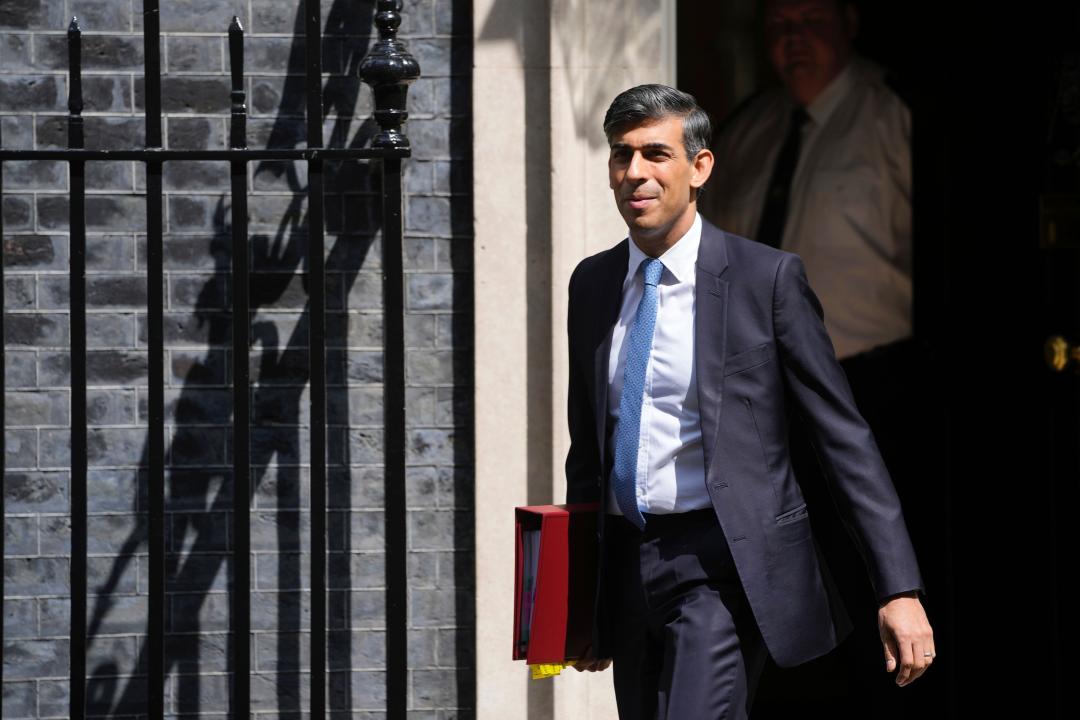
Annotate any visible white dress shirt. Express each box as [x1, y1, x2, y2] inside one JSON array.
[[606, 213, 710, 516], [702, 55, 912, 359]]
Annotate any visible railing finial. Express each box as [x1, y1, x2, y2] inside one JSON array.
[[68, 16, 84, 149], [228, 16, 247, 149], [359, 0, 420, 150]]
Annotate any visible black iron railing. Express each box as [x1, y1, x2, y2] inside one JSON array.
[[0, 0, 419, 717]]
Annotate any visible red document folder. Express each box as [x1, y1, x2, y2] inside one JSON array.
[[512, 503, 599, 664]]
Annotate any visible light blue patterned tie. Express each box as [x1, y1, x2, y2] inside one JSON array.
[[612, 258, 665, 530]]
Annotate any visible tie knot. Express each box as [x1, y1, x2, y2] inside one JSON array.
[[640, 258, 664, 287]]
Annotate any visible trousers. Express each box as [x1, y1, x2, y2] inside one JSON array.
[[604, 509, 769, 720]]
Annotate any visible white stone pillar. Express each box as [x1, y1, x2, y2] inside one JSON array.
[[474, 2, 676, 718]]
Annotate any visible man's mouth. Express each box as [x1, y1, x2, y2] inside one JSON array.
[[784, 56, 814, 73], [626, 196, 656, 210]]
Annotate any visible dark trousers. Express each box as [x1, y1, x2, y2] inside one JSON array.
[[604, 509, 769, 720]]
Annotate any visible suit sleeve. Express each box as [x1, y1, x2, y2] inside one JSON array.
[[772, 253, 924, 602], [565, 266, 602, 505]]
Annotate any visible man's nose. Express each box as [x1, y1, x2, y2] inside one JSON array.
[[625, 151, 647, 180], [777, 18, 808, 40]]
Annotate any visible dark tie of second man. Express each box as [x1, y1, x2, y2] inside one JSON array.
[[756, 106, 809, 249]]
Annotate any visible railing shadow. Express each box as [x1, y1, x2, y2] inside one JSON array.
[[84, 1, 380, 715]]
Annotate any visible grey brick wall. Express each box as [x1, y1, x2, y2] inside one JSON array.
[[2, 1, 474, 717]]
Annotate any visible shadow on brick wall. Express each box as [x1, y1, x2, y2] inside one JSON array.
[[82, 1, 392, 715]]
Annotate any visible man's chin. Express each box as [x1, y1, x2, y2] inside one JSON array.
[[625, 219, 669, 244], [623, 215, 657, 233], [783, 65, 821, 89]]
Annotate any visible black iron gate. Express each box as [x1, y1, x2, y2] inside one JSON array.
[[0, 0, 419, 717]]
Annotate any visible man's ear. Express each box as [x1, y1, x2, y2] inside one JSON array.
[[690, 148, 714, 191]]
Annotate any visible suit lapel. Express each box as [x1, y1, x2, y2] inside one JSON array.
[[591, 241, 629, 469], [695, 221, 730, 478]]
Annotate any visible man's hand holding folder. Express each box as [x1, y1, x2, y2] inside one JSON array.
[[572, 651, 611, 673]]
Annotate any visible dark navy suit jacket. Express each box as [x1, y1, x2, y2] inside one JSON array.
[[565, 217, 923, 667]]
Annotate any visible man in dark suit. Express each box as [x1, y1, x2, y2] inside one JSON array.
[[566, 84, 934, 719]]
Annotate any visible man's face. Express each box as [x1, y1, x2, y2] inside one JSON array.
[[608, 115, 709, 245], [764, 0, 855, 106]]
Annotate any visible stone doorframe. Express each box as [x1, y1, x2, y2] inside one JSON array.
[[472, 2, 676, 718]]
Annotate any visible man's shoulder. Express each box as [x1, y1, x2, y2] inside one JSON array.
[[715, 86, 786, 137], [850, 54, 911, 112], [570, 239, 628, 285], [704, 220, 791, 275]]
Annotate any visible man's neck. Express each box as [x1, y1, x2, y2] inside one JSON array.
[[629, 206, 698, 258]]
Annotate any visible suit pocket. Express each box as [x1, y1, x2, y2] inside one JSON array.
[[724, 342, 773, 376], [775, 503, 808, 525], [774, 506, 812, 546]]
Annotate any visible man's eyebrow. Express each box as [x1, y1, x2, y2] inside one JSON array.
[[610, 142, 677, 153]]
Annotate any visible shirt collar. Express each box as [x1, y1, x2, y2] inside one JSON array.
[[624, 212, 702, 289], [802, 56, 857, 127]]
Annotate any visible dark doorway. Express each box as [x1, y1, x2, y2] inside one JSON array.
[[677, 1, 1078, 717], [915, 2, 1078, 717]]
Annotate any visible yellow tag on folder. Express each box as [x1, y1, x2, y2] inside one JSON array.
[[530, 661, 575, 679]]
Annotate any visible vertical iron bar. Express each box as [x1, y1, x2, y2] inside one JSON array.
[[143, 2, 165, 718], [304, 1, 327, 716], [359, 5, 419, 715], [144, 2, 163, 149], [228, 16, 252, 720], [381, 156, 407, 720], [67, 18, 88, 720], [0, 60, 6, 720], [145, 178, 165, 716]]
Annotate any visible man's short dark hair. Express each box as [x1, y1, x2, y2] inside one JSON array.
[[603, 84, 712, 158]]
